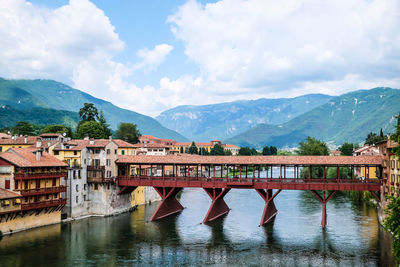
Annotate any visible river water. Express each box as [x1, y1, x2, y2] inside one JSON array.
[[0, 187, 396, 266]]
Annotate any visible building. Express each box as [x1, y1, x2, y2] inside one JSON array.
[[222, 144, 240, 155], [139, 135, 176, 146], [377, 137, 399, 197], [0, 148, 67, 234], [0, 135, 37, 152], [353, 145, 380, 179]]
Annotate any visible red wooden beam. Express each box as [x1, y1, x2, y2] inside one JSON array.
[[150, 187, 183, 221], [310, 190, 336, 228], [203, 188, 231, 223], [256, 189, 281, 226]]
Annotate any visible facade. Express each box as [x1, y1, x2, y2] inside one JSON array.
[[0, 148, 67, 234], [353, 145, 380, 179], [378, 138, 399, 197], [222, 144, 240, 155]]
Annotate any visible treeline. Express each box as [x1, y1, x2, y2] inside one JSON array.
[[0, 103, 141, 144]]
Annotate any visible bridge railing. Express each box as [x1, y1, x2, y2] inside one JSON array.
[[118, 175, 381, 184]]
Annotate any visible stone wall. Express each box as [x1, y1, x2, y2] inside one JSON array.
[[0, 210, 61, 234]]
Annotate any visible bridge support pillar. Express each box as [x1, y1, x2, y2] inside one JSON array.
[[203, 188, 231, 223], [310, 190, 336, 228], [256, 189, 281, 226], [150, 187, 183, 221]]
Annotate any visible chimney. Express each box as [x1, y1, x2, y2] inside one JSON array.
[[24, 135, 28, 144], [109, 136, 112, 141], [84, 136, 90, 141], [36, 149, 42, 161], [36, 137, 42, 148], [89, 138, 94, 145]]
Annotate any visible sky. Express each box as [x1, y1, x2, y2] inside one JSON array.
[[1, 0, 400, 117]]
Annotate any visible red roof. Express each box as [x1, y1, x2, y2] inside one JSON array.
[[0, 148, 68, 167], [113, 139, 137, 148], [0, 136, 37, 145], [0, 188, 21, 199], [223, 144, 240, 148], [116, 155, 383, 166]]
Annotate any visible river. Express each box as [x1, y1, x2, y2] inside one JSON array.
[[0, 187, 396, 266]]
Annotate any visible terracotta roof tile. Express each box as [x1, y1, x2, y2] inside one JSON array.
[[116, 154, 383, 166], [0, 148, 68, 167], [0, 136, 37, 145], [113, 139, 137, 148], [0, 188, 21, 199]]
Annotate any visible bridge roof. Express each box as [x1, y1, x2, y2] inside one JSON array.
[[116, 155, 382, 166]]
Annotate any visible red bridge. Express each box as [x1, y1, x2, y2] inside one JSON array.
[[116, 155, 382, 228]]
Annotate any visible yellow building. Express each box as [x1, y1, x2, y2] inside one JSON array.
[[114, 139, 137, 156], [0, 136, 37, 152], [0, 148, 67, 234]]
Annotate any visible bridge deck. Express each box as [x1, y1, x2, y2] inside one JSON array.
[[118, 176, 381, 191]]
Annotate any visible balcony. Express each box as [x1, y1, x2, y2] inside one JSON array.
[[87, 165, 105, 171], [14, 171, 68, 180], [17, 186, 67, 196], [87, 177, 115, 183], [68, 163, 81, 169], [21, 199, 67, 211]]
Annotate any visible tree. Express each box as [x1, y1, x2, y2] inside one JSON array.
[[365, 132, 385, 145], [98, 110, 112, 138], [392, 113, 400, 158], [339, 142, 354, 156], [383, 195, 400, 262], [76, 121, 105, 139], [262, 146, 278, 155], [180, 147, 184, 154], [79, 103, 98, 122], [210, 144, 225, 155], [262, 146, 270, 155], [41, 124, 73, 138], [224, 150, 232, 156], [238, 146, 258, 156], [115, 123, 141, 144], [298, 136, 329, 156], [298, 137, 329, 179], [188, 142, 198, 154], [12, 121, 34, 136]]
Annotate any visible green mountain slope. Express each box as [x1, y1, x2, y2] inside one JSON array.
[[226, 87, 400, 148], [0, 106, 79, 128], [156, 94, 332, 141], [0, 78, 188, 141]]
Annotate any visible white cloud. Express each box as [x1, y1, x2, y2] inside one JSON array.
[[134, 44, 174, 71], [1, 0, 400, 118], [0, 0, 124, 90], [168, 0, 400, 96]]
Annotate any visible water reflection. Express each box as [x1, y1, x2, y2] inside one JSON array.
[[0, 188, 396, 266]]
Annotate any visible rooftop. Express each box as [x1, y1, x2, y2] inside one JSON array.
[[116, 154, 383, 166], [0, 188, 21, 199], [0, 148, 68, 167]]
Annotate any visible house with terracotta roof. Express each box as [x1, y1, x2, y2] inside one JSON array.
[[377, 137, 399, 197], [0, 147, 68, 234], [0, 135, 37, 152]]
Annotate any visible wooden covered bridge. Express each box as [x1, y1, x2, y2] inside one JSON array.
[[116, 155, 382, 228]]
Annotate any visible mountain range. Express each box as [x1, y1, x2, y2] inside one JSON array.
[[226, 87, 400, 148], [157, 94, 332, 141], [0, 78, 188, 141]]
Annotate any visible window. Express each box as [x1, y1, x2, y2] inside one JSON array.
[[76, 184, 79, 192], [78, 170, 81, 178], [94, 148, 100, 154], [94, 159, 100, 166], [94, 184, 98, 190], [0, 146, 2, 152], [115, 149, 117, 154], [73, 171, 76, 179], [74, 151, 77, 155], [84, 184, 87, 191], [107, 149, 110, 154], [391, 160, 395, 169], [0, 166, 11, 174], [5, 180, 10, 189], [106, 159, 111, 166], [76, 196, 78, 203], [84, 195, 86, 201], [397, 161, 400, 170], [54, 150, 59, 155], [84, 159, 87, 165], [121, 150, 125, 155]]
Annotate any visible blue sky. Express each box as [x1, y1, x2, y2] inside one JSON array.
[[1, 0, 399, 117]]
